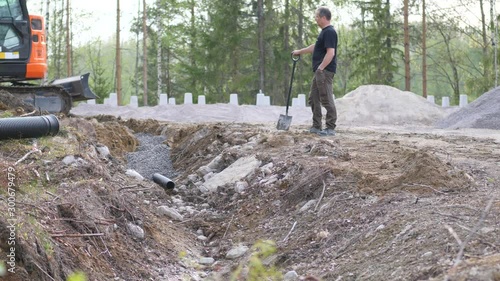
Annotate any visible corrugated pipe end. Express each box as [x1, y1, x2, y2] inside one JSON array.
[[0, 114, 60, 140]]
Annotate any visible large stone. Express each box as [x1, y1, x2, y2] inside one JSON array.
[[201, 156, 261, 193], [158, 206, 184, 221], [226, 245, 249, 259]]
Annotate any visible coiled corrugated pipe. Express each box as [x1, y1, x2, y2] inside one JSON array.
[[153, 173, 175, 189], [0, 114, 60, 140]]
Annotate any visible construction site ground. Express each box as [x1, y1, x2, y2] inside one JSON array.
[[0, 85, 499, 281]]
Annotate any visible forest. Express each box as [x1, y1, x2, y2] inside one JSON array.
[[30, 0, 500, 107]]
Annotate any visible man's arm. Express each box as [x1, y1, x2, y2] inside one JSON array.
[[317, 48, 335, 71], [292, 44, 315, 56]]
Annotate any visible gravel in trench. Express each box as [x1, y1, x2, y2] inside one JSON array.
[[126, 133, 177, 180]]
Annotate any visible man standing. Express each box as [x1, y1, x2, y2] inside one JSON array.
[[292, 6, 338, 136]]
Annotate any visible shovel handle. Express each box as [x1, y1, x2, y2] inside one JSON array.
[[291, 53, 301, 62]]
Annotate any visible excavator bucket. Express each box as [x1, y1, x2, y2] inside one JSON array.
[[50, 73, 98, 102]]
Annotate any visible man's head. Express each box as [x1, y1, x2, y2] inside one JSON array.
[[315, 6, 331, 28]]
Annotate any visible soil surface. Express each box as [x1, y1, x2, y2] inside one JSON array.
[[0, 86, 499, 281]]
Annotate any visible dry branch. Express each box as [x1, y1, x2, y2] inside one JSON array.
[[14, 149, 41, 166], [445, 197, 495, 279], [50, 233, 105, 238], [314, 180, 326, 212], [282, 221, 297, 243]]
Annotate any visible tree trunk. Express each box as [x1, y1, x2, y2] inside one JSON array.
[[490, 0, 497, 87], [422, 0, 427, 98], [66, 0, 71, 76], [142, 0, 148, 106], [135, 0, 140, 97], [156, 0, 162, 101], [403, 0, 410, 91], [257, 0, 265, 93], [116, 0, 122, 105]]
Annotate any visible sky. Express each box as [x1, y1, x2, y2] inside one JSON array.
[[27, 0, 155, 45], [26, 0, 499, 46]]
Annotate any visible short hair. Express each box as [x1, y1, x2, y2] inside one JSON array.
[[316, 6, 331, 21]]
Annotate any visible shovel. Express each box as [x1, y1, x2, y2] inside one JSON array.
[[277, 54, 300, 131]]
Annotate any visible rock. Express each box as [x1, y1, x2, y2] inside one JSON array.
[[201, 155, 262, 193], [62, 155, 76, 165], [299, 199, 317, 213], [96, 145, 110, 158], [197, 235, 208, 241], [197, 165, 213, 176], [125, 169, 144, 181], [158, 206, 184, 221], [187, 174, 199, 182], [260, 162, 274, 175], [284, 271, 299, 281], [199, 257, 215, 265], [203, 172, 215, 181], [226, 245, 249, 259], [234, 181, 249, 193], [207, 155, 222, 170], [126, 222, 145, 239]]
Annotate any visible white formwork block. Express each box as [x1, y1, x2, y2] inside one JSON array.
[[184, 92, 193, 104], [198, 95, 206, 105], [427, 95, 435, 104], [230, 93, 239, 105], [442, 96, 450, 107], [87, 99, 96, 105], [291, 97, 298, 107], [168, 97, 176, 105], [159, 94, 168, 105], [103, 98, 109, 105], [264, 96, 271, 106], [256, 93, 266, 106], [129, 96, 139, 108], [298, 94, 307, 107], [459, 95, 468, 107], [109, 93, 118, 106]]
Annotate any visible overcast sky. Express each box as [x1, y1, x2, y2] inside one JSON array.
[[26, 0, 498, 46], [27, 0, 153, 45]]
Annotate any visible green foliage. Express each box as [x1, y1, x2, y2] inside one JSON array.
[[231, 240, 282, 281], [36, 0, 500, 105], [67, 271, 87, 281]]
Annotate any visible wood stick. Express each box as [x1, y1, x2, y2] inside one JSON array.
[[14, 149, 40, 166], [223, 214, 235, 239], [314, 180, 326, 212], [282, 221, 297, 242], [50, 233, 105, 238], [447, 197, 495, 278]]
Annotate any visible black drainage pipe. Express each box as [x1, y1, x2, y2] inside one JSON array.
[[0, 114, 60, 140], [153, 173, 175, 189]]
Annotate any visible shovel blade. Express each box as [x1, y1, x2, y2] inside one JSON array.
[[277, 114, 293, 131]]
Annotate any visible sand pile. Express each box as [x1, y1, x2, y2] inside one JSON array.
[[337, 85, 448, 126], [436, 86, 500, 130], [71, 85, 449, 127]]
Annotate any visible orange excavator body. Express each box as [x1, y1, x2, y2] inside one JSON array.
[[0, 0, 97, 114]]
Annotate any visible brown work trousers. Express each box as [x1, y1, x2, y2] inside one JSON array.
[[309, 69, 337, 130]]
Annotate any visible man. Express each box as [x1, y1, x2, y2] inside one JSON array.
[[292, 6, 338, 136]]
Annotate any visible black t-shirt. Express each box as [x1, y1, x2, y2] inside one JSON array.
[[312, 25, 338, 73]]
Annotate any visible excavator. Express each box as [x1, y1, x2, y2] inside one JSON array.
[[0, 0, 97, 115]]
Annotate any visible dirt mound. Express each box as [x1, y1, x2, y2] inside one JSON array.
[[356, 149, 474, 195], [338, 85, 448, 126], [435, 86, 500, 129]]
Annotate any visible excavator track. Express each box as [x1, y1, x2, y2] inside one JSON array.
[[0, 85, 72, 115]]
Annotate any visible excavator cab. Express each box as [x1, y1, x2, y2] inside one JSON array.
[[0, 0, 97, 114], [0, 0, 39, 80]]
